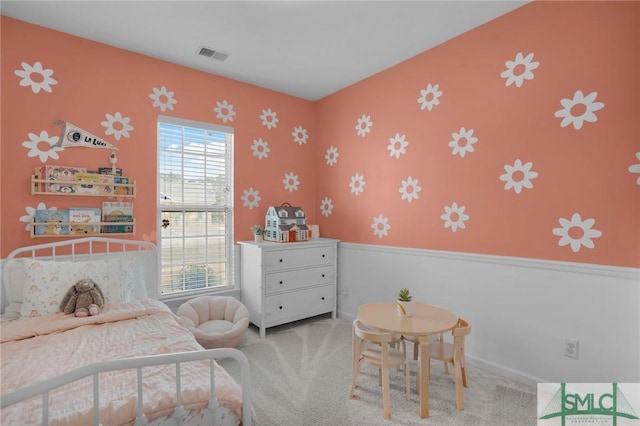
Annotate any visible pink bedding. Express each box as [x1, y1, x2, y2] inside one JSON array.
[[0, 299, 243, 425]]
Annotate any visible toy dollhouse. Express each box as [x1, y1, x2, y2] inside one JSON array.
[[264, 203, 310, 242]]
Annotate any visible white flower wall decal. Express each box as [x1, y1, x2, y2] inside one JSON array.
[[417, 83, 442, 111], [399, 176, 422, 203], [20, 202, 56, 231], [629, 152, 640, 185], [101, 112, 134, 140], [14, 61, 58, 94], [325, 146, 339, 166], [241, 187, 261, 210], [148, 86, 177, 112], [292, 126, 309, 145], [251, 138, 270, 160], [320, 197, 333, 217], [22, 131, 63, 162], [6, 20, 629, 268], [449, 127, 478, 158], [441, 202, 469, 232], [371, 214, 391, 239], [500, 159, 538, 194], [552, 213, 602, 253], [349, 173, 366, 196], [355, 114, 373, 137], [260, 108, 279, 129], [500, 52, 539, 88], [283, 172, 300, 192], [554, 90, 604, 130], [387, 133, 409, 158], [214, 100, 236, 123]]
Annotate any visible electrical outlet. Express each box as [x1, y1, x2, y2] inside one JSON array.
[[563, 337, 579, 359]]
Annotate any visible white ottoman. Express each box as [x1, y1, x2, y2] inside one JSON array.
[[177, 296, 250, 349]]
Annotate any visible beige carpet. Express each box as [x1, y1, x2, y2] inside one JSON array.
[[218, 315, 537, 425]]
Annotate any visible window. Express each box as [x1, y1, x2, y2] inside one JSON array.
[[157, 115, 233, 297]]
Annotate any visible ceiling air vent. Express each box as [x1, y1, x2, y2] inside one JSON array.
[[197, 46, 229, 61]]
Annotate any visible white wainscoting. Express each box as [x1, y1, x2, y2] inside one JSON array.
[[336, 242, 640, 387]]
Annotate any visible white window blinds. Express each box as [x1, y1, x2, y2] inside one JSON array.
[[157, 115, 234, 295]]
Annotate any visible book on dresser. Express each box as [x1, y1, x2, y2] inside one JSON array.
[[102, 201, 133, 233], [69, 207, 102, 235], [44, 165, 87, 193], [34, 209, 70, 236]]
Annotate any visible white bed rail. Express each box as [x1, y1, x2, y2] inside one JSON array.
[[6, 237, 159, 297], [6, 236, 157, 260], [1, 348, 251, 426]]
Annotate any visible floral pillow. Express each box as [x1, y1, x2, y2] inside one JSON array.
[[19, 258, 131, 318]]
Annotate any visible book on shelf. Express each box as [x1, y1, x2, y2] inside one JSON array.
[[73, 172, 100, 194], [98, 167, 122, 176], [102, 201, 134, 233], [102, 201, 133, 217], [34, 209, 70, 236], [98, 174, 114, 194], [74, 172, 114, 195], [69, 207, 102, 235], [44, 165, 87, 193], [34, 166, 46, 192], [113, 176, 131, 195], [102, 214, 134, 233]]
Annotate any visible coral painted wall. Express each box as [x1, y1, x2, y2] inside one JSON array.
[[2, 1, 639, 268], [0, 16, 317, 258], [315, 1, 639, 267]]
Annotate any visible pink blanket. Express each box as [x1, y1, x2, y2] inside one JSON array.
[[0, 299, 242, 425]]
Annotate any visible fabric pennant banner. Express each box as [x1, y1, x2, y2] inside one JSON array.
[[55, 120, 119, 150]]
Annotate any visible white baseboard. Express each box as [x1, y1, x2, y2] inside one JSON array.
[[465, 355, 543, 388]]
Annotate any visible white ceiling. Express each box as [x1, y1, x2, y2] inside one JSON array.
[[1, 1, 529, 101]]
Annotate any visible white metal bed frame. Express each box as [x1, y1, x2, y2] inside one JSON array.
[[1, 237, 252, 426], [3, 236, 160, 302]]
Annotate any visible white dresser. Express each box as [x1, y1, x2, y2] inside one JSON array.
[[239, 238, 339, 338]]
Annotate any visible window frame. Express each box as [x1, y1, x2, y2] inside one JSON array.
[[156, 115, 234, 300]]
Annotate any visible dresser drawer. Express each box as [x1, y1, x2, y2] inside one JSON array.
[[265, 265, 334, 295], [265, 285, 334, 324], [264, 246, 335, 272]]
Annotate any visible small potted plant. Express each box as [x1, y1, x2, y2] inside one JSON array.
[[251, 225, 264, 242], [396, 287, 413, 316]]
